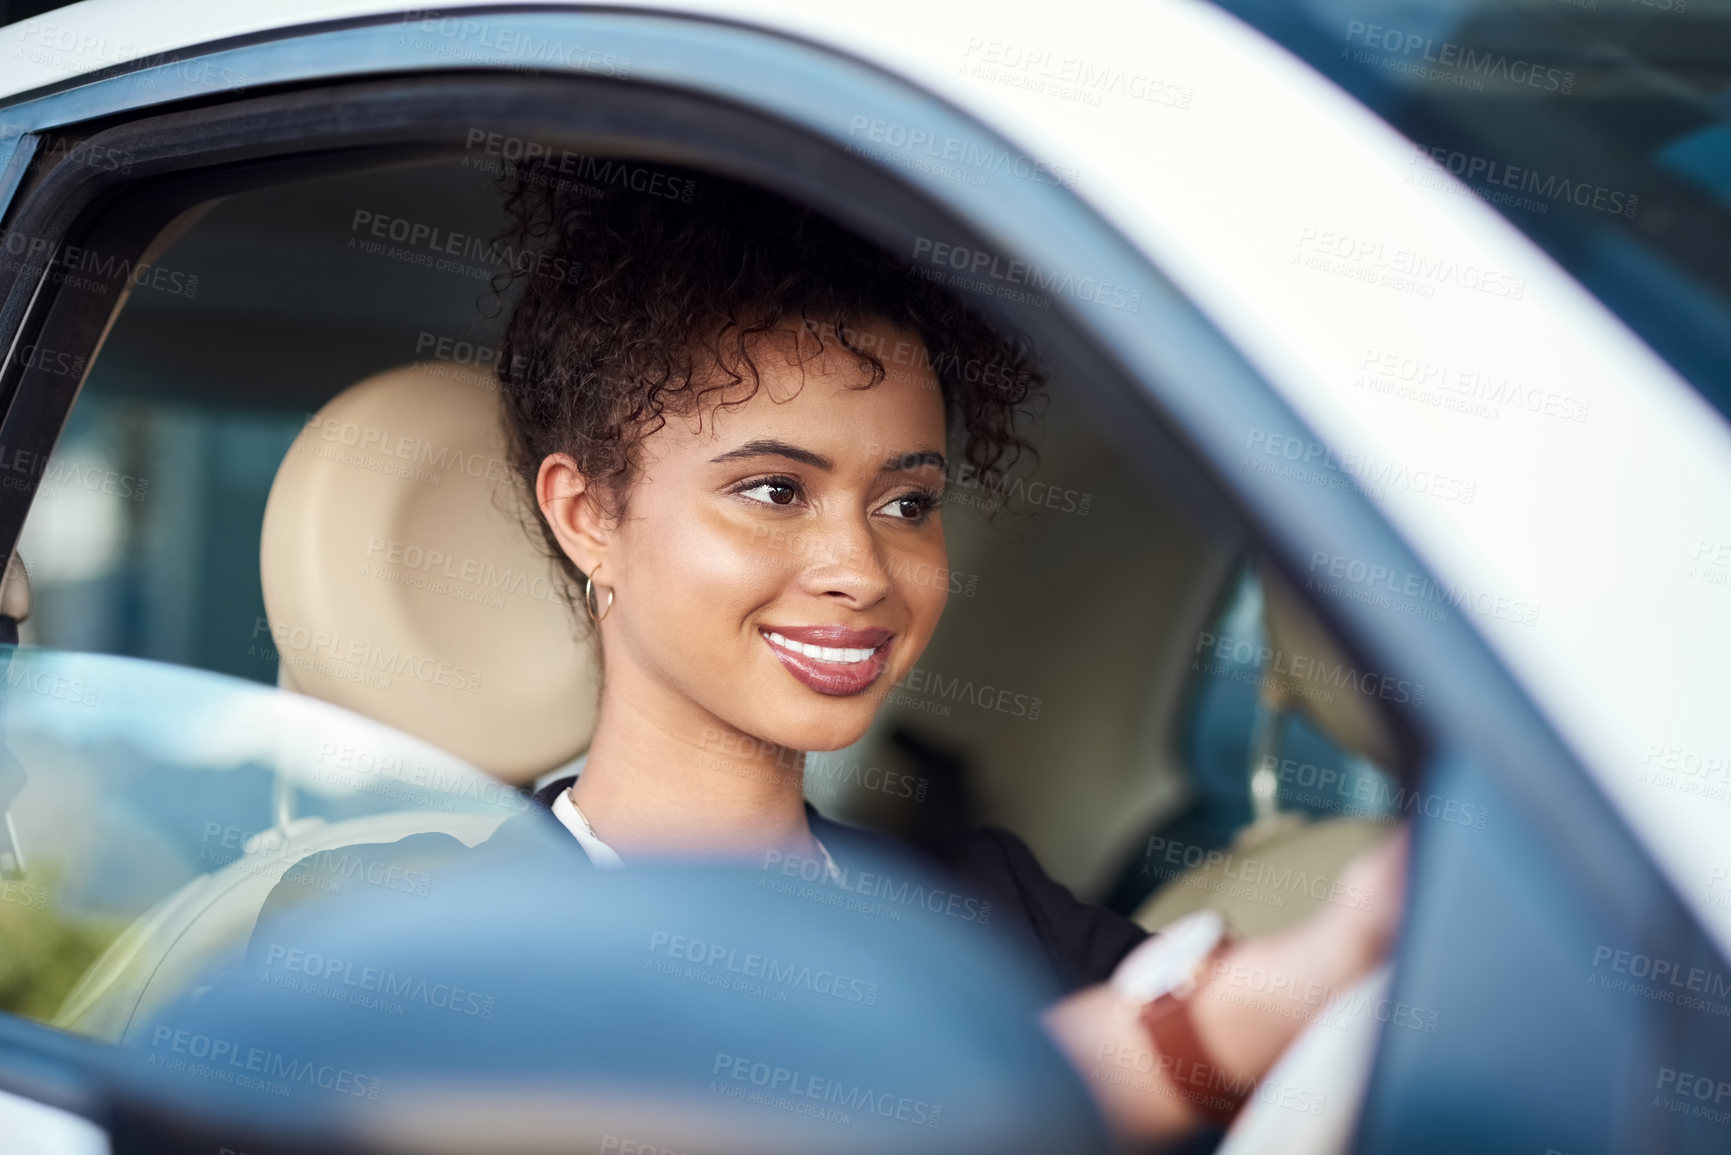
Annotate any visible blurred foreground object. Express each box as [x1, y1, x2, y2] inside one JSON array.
[[123, 830, 1111, 1155]]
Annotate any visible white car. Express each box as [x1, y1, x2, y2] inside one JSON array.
[[0, 2, 1727, 1153]]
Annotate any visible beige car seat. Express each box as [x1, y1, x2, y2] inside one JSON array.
[[261, 362, 600, 783], [1133, 564, 1401, 936], [54, 363, 603, 1041]]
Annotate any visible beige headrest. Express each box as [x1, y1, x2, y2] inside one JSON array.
[[1258, 564, 1399, 770], [261, 363, 599, 783]]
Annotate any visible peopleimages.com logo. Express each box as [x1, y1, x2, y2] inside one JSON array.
[[1408, 142, 1637, 219], [908, 236, 1142, 313], [647, 930, 880, 1006], [1342, 20, 1574, 94], [250, 617, 483, 694], [1193, 629, 1426, 707], [711, 1053, 942, 1128], [147, 1025, 382, 1100]]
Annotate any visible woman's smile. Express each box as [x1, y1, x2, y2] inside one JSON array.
[[758, 624, 893, 696]]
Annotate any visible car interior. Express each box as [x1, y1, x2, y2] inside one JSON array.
[[0, 150, 1415, 1050]]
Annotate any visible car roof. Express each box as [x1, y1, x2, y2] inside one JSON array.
[[5, 0, 1731, 949]]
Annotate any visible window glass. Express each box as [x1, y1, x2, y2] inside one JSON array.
[[1212, 0, 1731, 415]]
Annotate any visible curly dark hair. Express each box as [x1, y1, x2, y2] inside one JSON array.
[[490, 157, 1044, 597]]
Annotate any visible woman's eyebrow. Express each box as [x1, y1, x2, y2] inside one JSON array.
[[885, 450, 947, 473], [709, 439, 834, 470]]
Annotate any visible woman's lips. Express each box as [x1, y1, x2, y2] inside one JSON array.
[[759, 625, 893, 696]]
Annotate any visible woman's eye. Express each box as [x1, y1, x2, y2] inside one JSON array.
[[879, 491, 940, 521], [737, 479, 801, 506]]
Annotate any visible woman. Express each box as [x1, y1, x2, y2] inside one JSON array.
[[255, 163, 1404, 1149], [480, 164, 1407, 1146]]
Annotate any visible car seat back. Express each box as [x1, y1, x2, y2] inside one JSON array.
[[259, 362, 601, 783]]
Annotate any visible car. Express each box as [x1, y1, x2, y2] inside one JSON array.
[[0, 2, 1727, 1153]]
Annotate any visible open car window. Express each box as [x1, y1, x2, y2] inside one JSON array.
[[11, 148, 1268, 906], [0, 119, 1424, 1148]]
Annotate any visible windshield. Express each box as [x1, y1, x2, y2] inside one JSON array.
[[1213, 0, 1731, 418]]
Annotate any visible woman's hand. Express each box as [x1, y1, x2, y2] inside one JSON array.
[[1042, 826, 1410, 1149]]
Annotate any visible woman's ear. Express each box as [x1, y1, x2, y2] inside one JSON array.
[[535, 452, 610, 576]]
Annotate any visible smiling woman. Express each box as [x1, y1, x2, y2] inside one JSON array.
[[490, 165, 1044, 858], [538, 327, 954, 761], [228, 161, 1407, 1149], [312, 165, 1399, 1147]]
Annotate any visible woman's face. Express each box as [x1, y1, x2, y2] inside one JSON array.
[[546, 322, 951, 754]]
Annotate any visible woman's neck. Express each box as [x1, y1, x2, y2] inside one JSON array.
[[566, 671, 820, 863]]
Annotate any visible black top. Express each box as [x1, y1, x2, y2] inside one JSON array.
[[251, 776, 1150, 997]]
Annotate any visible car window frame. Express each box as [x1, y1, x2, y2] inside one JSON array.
[[0, 8, 1703, 1149]]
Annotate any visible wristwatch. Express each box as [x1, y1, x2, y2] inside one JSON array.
[[1108, 909, 1247, 1126]]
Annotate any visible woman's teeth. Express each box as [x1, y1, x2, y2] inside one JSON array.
[[763, 631, 878, 665]]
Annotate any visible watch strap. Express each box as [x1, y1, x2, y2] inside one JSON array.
[[1140, 946, 1249, 1126]]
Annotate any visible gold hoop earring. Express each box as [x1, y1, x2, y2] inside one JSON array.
[[583, 572, 614, 623]]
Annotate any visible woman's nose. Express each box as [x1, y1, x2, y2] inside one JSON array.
[[795, 516, 891, 606]]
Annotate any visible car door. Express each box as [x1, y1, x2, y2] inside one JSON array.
[[0, 6, 1725, 1154]]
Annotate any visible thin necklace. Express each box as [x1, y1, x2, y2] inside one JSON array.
[[563, 788, 843, 881]]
